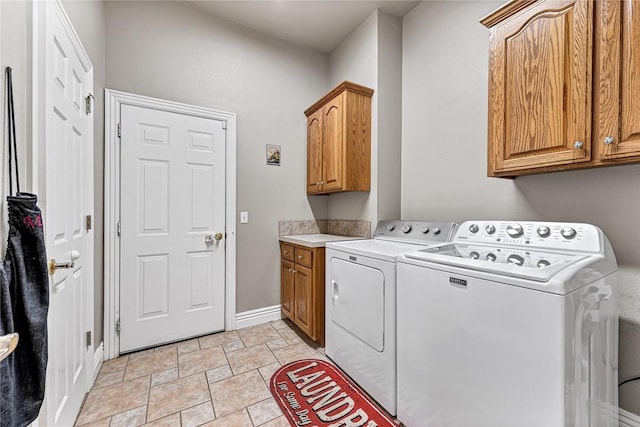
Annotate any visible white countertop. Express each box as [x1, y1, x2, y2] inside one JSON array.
[[279, 234, 363, 248]]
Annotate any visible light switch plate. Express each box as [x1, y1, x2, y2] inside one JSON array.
[[240, 212, 249, 224]]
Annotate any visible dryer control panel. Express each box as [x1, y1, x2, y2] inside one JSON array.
[[374, 220, 458, 244], [454, 221, 603, 253]]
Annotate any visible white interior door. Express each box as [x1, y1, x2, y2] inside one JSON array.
[[41, 2, 94, 426], [119, 104, 226, 353]]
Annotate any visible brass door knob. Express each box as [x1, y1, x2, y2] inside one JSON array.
[[214, 232, 223, 241]]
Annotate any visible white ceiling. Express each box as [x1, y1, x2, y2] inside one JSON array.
[[188, 1, 421, 53]]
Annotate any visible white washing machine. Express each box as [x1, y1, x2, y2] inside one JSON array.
[[397, 221, 619, 427], [325, 220, 458, 416]]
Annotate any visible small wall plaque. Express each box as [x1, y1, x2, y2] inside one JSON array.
[[266, 144, 281, 166]]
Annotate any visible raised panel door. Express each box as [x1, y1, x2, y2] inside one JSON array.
[[294, 264, 314, 339], [44, 3, 94, 425], [306, 109, 323, 194], [322, 93, 345, 192], [487, 0, 592, 175], [281, 259, 295, 320], [120, 104, 226, 352], [595, 0, 640, 160]]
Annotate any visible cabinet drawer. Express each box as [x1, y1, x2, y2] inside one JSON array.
[[294, 247, 312, 268], [280, 243, 294, 261]]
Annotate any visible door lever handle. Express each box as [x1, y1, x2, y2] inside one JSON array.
[[48, 259, 75, 275]]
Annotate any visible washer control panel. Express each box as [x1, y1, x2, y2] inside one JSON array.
[[455, 221, 602, 253], [375, 220, 458, 244]]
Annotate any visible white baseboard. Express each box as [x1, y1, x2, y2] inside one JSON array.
[[93, 341, 104, 380], [235, 304, 282, 330], [620, 408, 640, 427]]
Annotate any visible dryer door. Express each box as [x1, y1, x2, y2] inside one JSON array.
[[329, 258, 385, 351]]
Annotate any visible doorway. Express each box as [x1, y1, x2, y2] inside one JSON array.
[[104, 90, 237, 358]]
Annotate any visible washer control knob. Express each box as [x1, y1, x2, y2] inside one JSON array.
[[485, 225, 496, 235], [506, 224, 524, 239], [486, 253, 497, 262], [421, 227, 430, 234], [432, 227, 441, 235], [402, 224, 412, 233], [470, 251, 480, 260], [387, 224, 395, 231], [469, 224, 479, 233], [561, 227, 577, 239], [507, 254, 525, 266], [537, 226, 551, 238], [537, 259, 551, 268]]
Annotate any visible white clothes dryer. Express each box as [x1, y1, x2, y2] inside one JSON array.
[[325, 220, 458, 416], [397, 221, 619, 427]]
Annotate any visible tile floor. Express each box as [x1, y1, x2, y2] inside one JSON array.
[[76, 319, 329, 427]]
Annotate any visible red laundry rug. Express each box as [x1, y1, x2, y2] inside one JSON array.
[[270, 359, 399, 427]]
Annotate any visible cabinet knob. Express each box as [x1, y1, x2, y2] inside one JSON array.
[[283, 250, 289, 255], [298, 255, 303, 260], [573, 141, 584, 149], [603, 136, 614, 145]]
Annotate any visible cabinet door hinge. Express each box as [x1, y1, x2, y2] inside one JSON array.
[[85, 331, 92, 347], [86, 215, 92, 231], [117, 221, 121, 237], [117, 123, 121, 138], [115, 319, 121, 336]]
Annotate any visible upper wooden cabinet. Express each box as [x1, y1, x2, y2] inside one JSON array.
[[593, 0, 640, 161], [481, 0, 640, 177], [304, 81, 373, 194]]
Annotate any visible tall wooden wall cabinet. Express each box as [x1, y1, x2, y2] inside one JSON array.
[[481, 0, 640, 177], [304, 81, 374, 194]]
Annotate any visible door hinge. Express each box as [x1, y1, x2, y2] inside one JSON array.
[[222, 122, 227, 130], [115, 319, 121, 336], [85, 93, 95, 115], [85, 331, 92, 347], [86, 215, 92, 231], [117, 123, 121, 138], [117, 221, 121, 236]]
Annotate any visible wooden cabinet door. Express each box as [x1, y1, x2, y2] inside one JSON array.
[[306, 109, 323, 194], [322, 93, 345, 192], [487, 0, 593, 175], [594, 0, 640, 160], [281, 259, 295, 320], [293, 264, 314, 339]]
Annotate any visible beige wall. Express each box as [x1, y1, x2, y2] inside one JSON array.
[[62, 0, 107, 348], [105, 1, 329, 313], [402, 0, 640, 414], [376, 11, 402, 223], [328, 10, 378, 225], [327, 9, 402, 228], [0, 1, 31, 253]]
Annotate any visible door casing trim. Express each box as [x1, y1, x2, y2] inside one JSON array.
[[103, 89, 237, 359]]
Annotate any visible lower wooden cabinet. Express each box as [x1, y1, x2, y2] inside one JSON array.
[[279, 242, 325, 346]]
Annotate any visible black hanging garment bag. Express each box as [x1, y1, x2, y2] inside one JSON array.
[[0, 67, 50, 427]]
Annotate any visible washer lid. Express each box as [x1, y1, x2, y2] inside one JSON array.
[[405, 243, 588, 282]]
